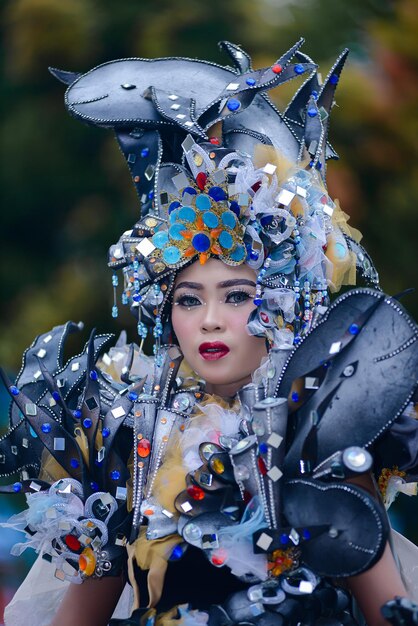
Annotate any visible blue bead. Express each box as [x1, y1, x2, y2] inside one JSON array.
[[192, 233, 211, 252], [52, 391, 60, 402], [73, 409, 82, 419], [141, 147, 150, 157], [168, 201, 181, 214], [280, 533, 289, 545], [294, 64, 305, 75], [41, 423, 51, 433], [221, 211, 236, 229], [128, 391, 138, 401], [90, 481, 99, 491], [102, 427, 110, 438], [218, 231, 233, 250], [307, 107, 317, 118], [83, 418, 92, 429], [182, 187, 197, 197], [13, 482, 22, 493], [148, 190, 154, 199], [208, 187, 226, 202], [259, 443, 268, 454], [309, 160, 315, 168], [112, 275, 118, 287], [229, 201, 240, 216], [112, 305, 118, 318], [169, 545, 184, 561], [311, 90, 318, 99], [254, 298, 263, 306], [90, 370, 98, 381], [316, 161, 322, 170], [110, 470, 121, 481], [291, 391, 299, 402], [227, 98, 241, 111], [132, 293, 142, 302], [246, 78, 256, 86], [329, 73, 339, 85], [250, 250, 259, 261], [10, 385, 19, 396], [349, 323, 359, 335], [70, 458, 79, 468], [302, 528, 311, 540]]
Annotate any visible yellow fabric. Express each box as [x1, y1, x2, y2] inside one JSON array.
[[326, 199, 363, 293]]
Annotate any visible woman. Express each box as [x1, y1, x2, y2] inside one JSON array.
[[1, 41, 417, 626]]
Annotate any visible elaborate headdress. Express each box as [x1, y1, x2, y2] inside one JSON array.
[[51, 40, 379, 353]]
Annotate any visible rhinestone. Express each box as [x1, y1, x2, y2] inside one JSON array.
[[183, 522, 202, 542], [136, 238, 156, 257], [256, 532, 273, 551], [234, 464, 250, 481], [111, 406, 126, 419], [37, 348, 47, 358], [53, 438, 66, 451]]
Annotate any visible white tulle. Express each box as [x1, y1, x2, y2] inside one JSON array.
[[4, 555, 133, 626]]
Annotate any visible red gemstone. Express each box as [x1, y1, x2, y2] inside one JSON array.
[[137, 438, 151, 458], [65, 534, 81, 551], [251, 180, 262, 193], [211, 550, 227, 566], [187, 485, 205, 501], [196, 172, 207, 191], [258, 456, 268, 476], [209, 137, 220, 145], [272, 64, 283, 74]]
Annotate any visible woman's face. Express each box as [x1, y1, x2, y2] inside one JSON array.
[[171, 258, 267, 397]]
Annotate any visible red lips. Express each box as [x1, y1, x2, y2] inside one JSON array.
[[199, 342, 230, 361]]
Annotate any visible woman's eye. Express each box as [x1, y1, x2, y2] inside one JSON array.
[[225, 290, 254, 305], [175, 294, 202, 308]]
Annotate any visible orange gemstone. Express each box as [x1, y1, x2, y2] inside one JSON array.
[[187, 485, 205, 500], [181, 230, 193, 239], [196, 216, 204, 230], [210, 227, 222, 238], [144, 508, 154, 516], [211, 243, 222, 255], [161, 418, 167, 424], [199, 253, 209, 265], [185, 246, 196, 257], [137, 438, 151, 458]]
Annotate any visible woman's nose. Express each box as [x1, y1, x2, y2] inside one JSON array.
[[200, 300, 223, 332]]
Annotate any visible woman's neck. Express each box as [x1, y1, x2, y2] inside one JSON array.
[[204, 374, 252, 399]]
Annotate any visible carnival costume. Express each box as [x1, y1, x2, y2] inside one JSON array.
[[1, 41, 418, 626]]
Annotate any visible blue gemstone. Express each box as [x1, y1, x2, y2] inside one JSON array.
[[41, 423, 52, 433], [195, 194, 211, 211], [83, 418, 92, 429], [192, 233, 211, 252], [182, 187, 197, 196], [230, 244, 246, 262], [70, 458, 79, 468], [302, 528, 311, 540], [227, 98, 241, 111], [259, 443, 268, 454], [52, 391, 60, 401], [329, 73, 339, 85], [246, 78, 256, 86], [349, 323, 359, 335], [309, 160, 315, 168], [291, 391, 299, 402], [10, 385, 19, 396], [128, 391, 138, 401], [311, 90, 318, 99], [73, 409, 82, 419], [13, 482, 22, 493], [307, 107, 317, 118], [110, 470, 121, 481], [141, 147, 150, 157], [90, 481, 99, 491], [169, 223, 186, 241], [90, 370, 98, 381], [202, 211, 219, 228], [254, 298, 263, 306], [208, 187, 226, 202], [169, 545, 184, 561], [178, 206, 196, 222], [280, 533, 290, 545], [229, 201, 240, 216], [163, 245, 182, 264], [294, 64, 305, 75], [132, 293, 142, 303], [316, 161, 322, 170], [148, 190, 154, 199], [102, 427, 110, 438], [250, 250, 259, 261], [218, 231, 233, 250], [260, 215, 273, 227], [168, 201, 181, 214], [152, 230, 169, 248], [221, 211, 236, 229]]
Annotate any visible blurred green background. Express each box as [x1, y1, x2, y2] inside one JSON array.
[[0, 0, 417, 615]]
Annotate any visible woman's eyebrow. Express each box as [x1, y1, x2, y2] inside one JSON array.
[[217, 279, 256, 288], [174, 281, 204, 291]]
